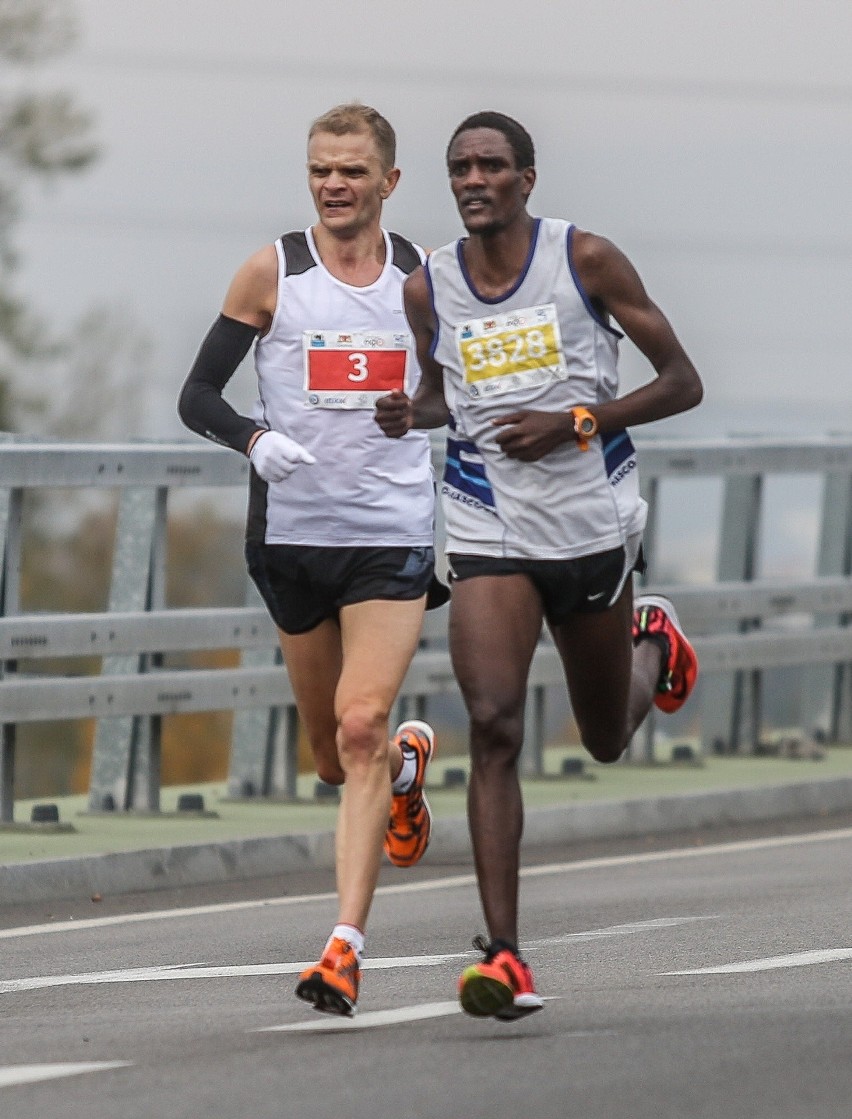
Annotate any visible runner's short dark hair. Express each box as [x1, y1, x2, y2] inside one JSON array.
[[446, 111, 535, 170], [309, 103, 396, 170]]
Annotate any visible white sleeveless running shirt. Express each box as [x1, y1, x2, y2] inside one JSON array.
[[427, 217, 647, 560], [249, 227, 434, 546]]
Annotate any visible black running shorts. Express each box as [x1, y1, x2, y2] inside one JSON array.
[[246, 543, 437, 635], [447, 536, 645, 625]]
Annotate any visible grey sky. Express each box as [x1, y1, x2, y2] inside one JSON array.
[[12, 0, 852, 436]]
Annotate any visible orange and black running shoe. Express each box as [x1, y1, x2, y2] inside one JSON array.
[[384, 720, 436, 868], [295, 936, 360, 1017], [633, 593, 699, 713], [458, 936, 544, 1020]]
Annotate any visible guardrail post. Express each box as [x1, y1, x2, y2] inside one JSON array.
[[227, 578, 299, 800], [87, 486, 166, 812], [0, 484, 23, 823], [520, 683, 546, 777], [0, 728, 13, 824], [801, 468, 852, 742], [277, 705, 301, 799], [395, 693, 429, 726], [702, 472, 763, 753]]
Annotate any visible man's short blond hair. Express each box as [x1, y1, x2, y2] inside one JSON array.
[[308, 103, 397, 171]]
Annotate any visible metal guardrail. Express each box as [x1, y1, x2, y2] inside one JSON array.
[[2, 581, 852, 717], [2, 435, 851, 820]]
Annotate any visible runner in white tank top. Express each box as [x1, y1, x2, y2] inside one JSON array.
[[179, 105, 441, 1018], [376, 111, 703, 1020], [427, 215, 646, 560], [250, 224, 434, 547]]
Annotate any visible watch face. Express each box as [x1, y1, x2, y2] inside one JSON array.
[[580, 416, 595, 434]]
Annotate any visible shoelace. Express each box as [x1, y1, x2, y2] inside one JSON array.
[[472, 933, 504, 961], [471, 934, 532, 975]]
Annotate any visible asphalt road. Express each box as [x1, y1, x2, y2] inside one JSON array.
[[2, 815, 851, 1119]]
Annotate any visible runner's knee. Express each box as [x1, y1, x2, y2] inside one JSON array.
[[304, 728, 346, 785], [314, 757, 345, 785], [582, 731, 629, 765], [467, 698, 524, 764], [336, 701, 391, 768]]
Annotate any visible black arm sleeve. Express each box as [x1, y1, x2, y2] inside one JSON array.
[[177, 313, 264, 454]]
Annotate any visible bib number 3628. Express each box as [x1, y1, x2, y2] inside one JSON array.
[[456, 303, 568, 399]]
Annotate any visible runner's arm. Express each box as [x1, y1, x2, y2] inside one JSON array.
[[496, 232, 703, 462], [374, 266, 449, 436], [177, 246, 277, 455], [571, 229, 703, 433]]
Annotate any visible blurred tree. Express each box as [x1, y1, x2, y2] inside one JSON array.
[[1, 5, 240, 798], [0, 0, 98, 430], [46, 307, 151, 438]]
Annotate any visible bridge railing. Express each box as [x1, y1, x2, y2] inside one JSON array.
[[1, 434, 850, 820]]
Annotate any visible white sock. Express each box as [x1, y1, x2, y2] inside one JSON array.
[[391, 747, 417, 794], [329, 923, 365, 959]]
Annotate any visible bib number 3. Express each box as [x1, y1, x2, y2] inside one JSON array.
[[303, 330, 411, 409]]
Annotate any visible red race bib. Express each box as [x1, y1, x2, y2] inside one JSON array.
[[303, 330, 410, 408]]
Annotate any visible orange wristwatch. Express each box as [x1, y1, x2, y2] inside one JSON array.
[[571, 407, 598, 451]]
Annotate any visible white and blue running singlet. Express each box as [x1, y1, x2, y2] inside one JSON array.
[[249, 227, 435, 546], [426, 217, 647, 559]]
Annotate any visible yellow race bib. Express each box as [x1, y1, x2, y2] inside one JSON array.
[[456, 304, 568, 399]]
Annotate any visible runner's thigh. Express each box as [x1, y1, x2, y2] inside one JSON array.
[[336, 597, 427, 717], [548, 579, 634, 738], [449, 574, 544, 715], [278, 620, 343, 772]]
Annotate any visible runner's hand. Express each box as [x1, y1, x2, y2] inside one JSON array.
[[249, 430, 316, 482], [374, 390, 413, 439], [493, 410, 575, 461]]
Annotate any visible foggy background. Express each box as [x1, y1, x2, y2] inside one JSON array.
[[12, 0, 852, 440]]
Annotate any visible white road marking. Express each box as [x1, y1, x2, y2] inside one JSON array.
[[257, 1001, 462, 1032], [0, 954, 468, 995], [665, 947, 852, 975], [526, 916, 715, 949], [0, 918, 712, 995], [1, 826, 850, 942], [0, 1062, 130, 1089], [516, 826, 852, 882], [255, 997, 581, 1033], [0, 889, 337, 941]]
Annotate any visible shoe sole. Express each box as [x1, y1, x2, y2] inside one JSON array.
[[386, 721, 436, 868], [634, 593, 698, 713], [384, 795, 432, 868], [458, 967, 515, 1017], [295, 973, 356, 1017], [495, 994, 545, 1021]]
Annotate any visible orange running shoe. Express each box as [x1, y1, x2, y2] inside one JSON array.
[[384, 720, 436, 868], [633, 593, 699, 713], [295, 936, 360, 1017], [458, 936, 544, 1020]]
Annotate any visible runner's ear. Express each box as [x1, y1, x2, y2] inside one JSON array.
[[381, 167, 401, 199]]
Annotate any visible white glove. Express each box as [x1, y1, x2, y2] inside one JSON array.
[[249, 430, 316, 483]]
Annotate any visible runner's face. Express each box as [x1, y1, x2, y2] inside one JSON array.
[[307, 130, 396, 237], [447, 128, 534, 235]]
